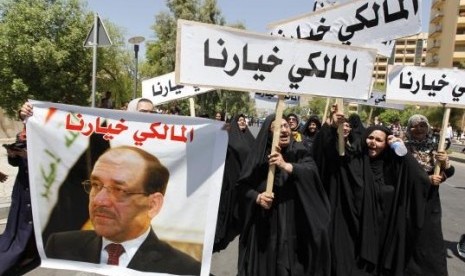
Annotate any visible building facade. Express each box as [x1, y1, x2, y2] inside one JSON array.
[[426, 0, 465, 68]]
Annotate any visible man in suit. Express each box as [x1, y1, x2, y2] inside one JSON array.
[[45, 146, 201, 275]]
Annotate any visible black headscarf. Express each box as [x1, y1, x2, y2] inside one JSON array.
[[348, 113, 366, 142], [301, 115, 321, 152]]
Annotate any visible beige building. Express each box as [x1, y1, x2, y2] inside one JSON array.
[[426, 0, 465, 68], [372, 33, 428, 87]]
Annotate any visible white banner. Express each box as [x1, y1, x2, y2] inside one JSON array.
[[176, 19, 376, 100], [27, 101, 227, 275], [269, 0, 421, 57], [142, 72, 214, 105], [347, 90, 405, 110], [387, 65, 465, 107], [313, 0, 353, 11]]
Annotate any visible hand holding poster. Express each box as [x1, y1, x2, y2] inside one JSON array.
[[387, 65, 465, 107], [176, 19, 376, 100], [268, 0, 421, 57], [26, 101, 227, 275]]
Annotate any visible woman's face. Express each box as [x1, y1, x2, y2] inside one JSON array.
[[343, 122, 352, 138], [237, 116, 247, 130], [307, 122, 318, 133], [366, 130, 387, 158], [410, 122, 429, 141]]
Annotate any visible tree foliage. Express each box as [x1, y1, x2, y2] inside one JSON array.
[[0, 0, 135, 116], [143, 0, 253, 117]]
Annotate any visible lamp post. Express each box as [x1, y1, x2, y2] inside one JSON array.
[[128, 36, 145, 99]]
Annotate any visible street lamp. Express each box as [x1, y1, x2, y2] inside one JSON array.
[[128, 36, 145, 99]]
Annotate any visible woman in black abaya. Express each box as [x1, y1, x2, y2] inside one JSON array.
[[214, 114, 255, 252], [236, 114, 331, 276], [313, 110, 430, 275]]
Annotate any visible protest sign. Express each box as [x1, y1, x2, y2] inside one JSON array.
[[142, 72, 214, 105], [387, 65, 465, 107], [347, 90, 405, 110], [176, 19, 376, 100], [27, 101, 227, 275], [268, 0, 421, 57]]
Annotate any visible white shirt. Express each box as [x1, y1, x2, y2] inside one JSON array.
[[100, 227, 150, 267]]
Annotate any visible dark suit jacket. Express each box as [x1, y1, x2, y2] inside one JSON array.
[[45, 229, 201, 275]]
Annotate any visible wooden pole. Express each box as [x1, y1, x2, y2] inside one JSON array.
[[336, 98, 345, 156], [323, 97, 331, 122], [265, 95, 285, 194], [366, 107, 373, 126], [189, 97, 195, 117], [433, 105, 451, 176]]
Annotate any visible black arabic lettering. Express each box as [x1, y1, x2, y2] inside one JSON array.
[[384, 0, 409, 23], [452, 85, 465, 102], [331, 55, 350, 82], [399, 71, 413, 89], [204, 39, 228, 68]]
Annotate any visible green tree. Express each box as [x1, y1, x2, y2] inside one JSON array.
[[0, 0, 134, 116], [0, 0, 93, 116], [143, 0, 253, 117]]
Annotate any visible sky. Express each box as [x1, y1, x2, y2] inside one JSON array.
[[86, 0, 433, 59]]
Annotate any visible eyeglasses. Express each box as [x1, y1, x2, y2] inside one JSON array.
[[288, 117, 297, 122], [82, 180, 149, 202]]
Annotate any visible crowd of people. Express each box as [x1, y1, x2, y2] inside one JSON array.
[[0, 98, 462, 275]]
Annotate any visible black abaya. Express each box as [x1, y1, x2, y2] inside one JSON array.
[[312, 124, 430, 275], [236, 114, 331, 276]]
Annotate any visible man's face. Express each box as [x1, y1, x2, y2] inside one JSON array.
[[89, 149, 154, 242], [270, 118, 291, 147], [287, 116, 298, 130], [137, 101, 154, 113]]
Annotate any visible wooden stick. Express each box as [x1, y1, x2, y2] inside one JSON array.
[[366, 107, 373, 126], [266, 95, 285, 194], [433, 106, 451, 176], [323, 97, 331, 122], [336, 98, 345, 156], [189, 97, 195, 117]]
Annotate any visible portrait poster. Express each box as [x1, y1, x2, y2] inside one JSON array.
[[26, 100, 228, 276]]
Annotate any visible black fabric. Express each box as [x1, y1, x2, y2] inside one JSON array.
[[214, 115, 255, 252], [0, 131, 40, 274], [301, 115, 321, 153], [236, 114, 331, 276], [404, 136, 455, 276], [313, 124, 430, 275], [348, 113, 366, 141]]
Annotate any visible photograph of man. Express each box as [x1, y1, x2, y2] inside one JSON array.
[[44, 146, 201, 275]]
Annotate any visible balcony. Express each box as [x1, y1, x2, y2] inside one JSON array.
[[430, 12, 444, 24], [432, 0, 445, 9], [459, 17, 465, 27], [453, 51, 465, 59], [456, 34, 465, 42], [429, 25, 443, 38]]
